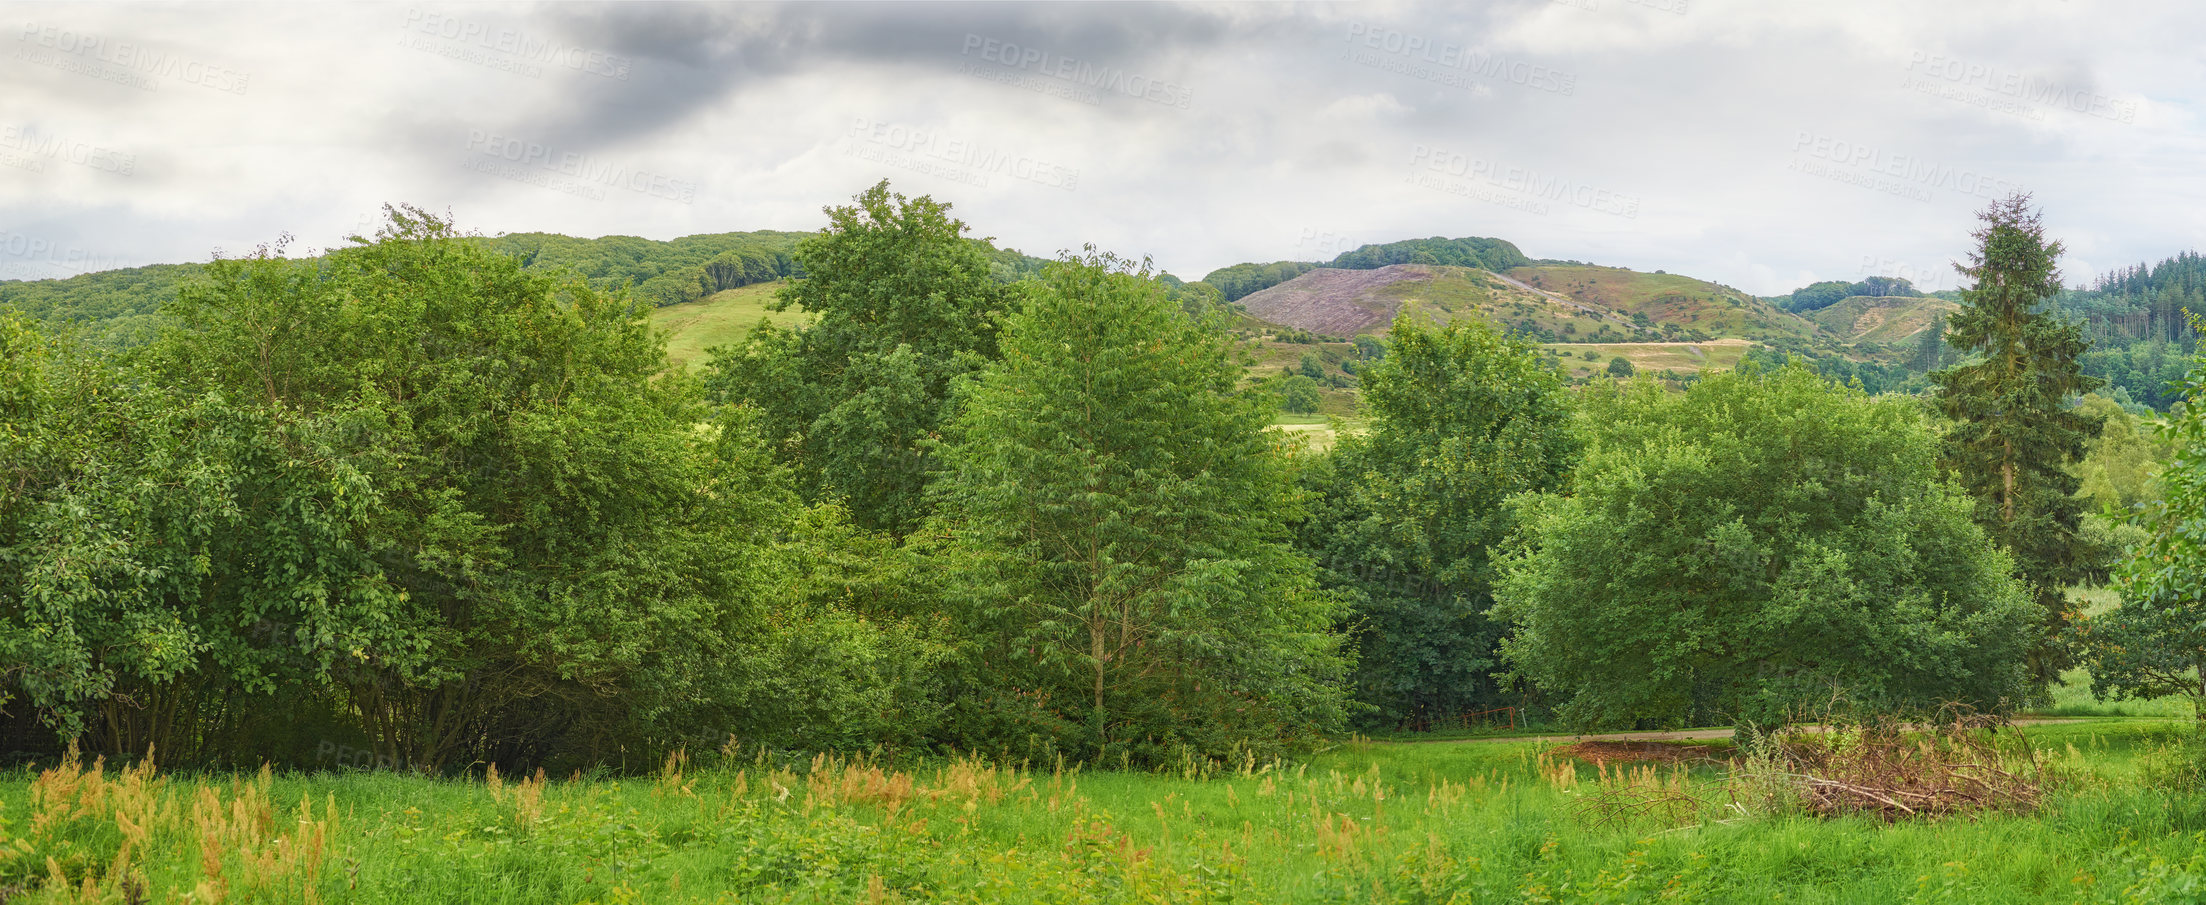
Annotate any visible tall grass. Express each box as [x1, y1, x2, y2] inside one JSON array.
[[1, 723, 2202, 903]]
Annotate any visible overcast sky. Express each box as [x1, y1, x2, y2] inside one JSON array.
[[2, 0, 2199, 295]]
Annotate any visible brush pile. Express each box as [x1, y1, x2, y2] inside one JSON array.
[[1736, 708, 2047, 821]]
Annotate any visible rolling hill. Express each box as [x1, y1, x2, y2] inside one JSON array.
[[1235, 264, 1633, 340], [1807, 295, 1957, 345]]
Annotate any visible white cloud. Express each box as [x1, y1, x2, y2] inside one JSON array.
[[0, 0, 2199, 295]]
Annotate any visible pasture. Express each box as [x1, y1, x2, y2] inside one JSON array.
[[4, 719, 2201, 904]]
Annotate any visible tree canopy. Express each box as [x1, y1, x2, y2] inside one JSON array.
[[1493, 365, 2037, 730]]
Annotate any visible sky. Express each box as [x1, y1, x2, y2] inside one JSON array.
[[1, 0, 2200, 296]]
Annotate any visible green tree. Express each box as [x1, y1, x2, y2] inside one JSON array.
[[1606, 356, 1636, 378], [1932, 193, 2104, 687], [135, 209, 799, 770], [1278, 375, 1323, 414], [2079, 333, 2206, 722], [1493, 365, 2037, 730], [1299, 352, 1327, 380], [705, 181, 1009, 535], [928, 250, 1348, 762], [1300, 320, 1577, 729]]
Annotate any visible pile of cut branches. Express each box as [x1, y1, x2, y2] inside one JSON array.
[[1735, 708, 2045, 821]]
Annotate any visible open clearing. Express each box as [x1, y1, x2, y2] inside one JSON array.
[[7, 718, 2199, 903], [648, 280, 807, 370]]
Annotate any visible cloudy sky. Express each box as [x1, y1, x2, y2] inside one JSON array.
[[1, 0, 2199, 295]]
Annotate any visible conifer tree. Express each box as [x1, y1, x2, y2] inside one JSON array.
[[1931, 193, 2103, 687]]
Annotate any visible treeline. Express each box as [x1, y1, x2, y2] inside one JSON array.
[[489, 230, 808, 307], [0, 227, 1055, 351], [1198, 236, 1531, 302], [1771, 275, 1926, 313], [1, 186, 2187, 774], [2050, 251, 2206, 410]]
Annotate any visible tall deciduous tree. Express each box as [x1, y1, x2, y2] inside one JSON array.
[[1493, 365, 2036, 731], [928, 250, 1348, 762], [1299, 320, 1576, 729], [1932, 193, 2104, 686], [705, 181, 1009, 535], [2079, 328, 2206, 722]]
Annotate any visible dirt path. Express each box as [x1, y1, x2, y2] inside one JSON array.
[[1416, 717, 2096, 746]]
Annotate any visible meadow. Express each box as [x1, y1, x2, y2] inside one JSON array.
[[647, 281, 807, 370], [4, 719, 2202, 904]]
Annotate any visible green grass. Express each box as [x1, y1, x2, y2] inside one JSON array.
[[7, 721, 2205, 903], [1540, 339, 1756, 378], [648, 280, 807, 370]]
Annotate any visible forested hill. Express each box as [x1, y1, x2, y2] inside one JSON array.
[[1200, 235, 1530, 301], [0, 229, 1061, 348], [2054, 250, 2206, 410]]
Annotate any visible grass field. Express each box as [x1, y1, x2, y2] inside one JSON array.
[[647, 281, 807, 370], [1508, 265, 1822, 344], [5, 720, 2202, 903], [1540, 339, 1757, 379]]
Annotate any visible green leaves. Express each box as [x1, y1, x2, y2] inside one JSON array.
[[705, 181, 1008, 536], [1492, 366, 2036, 730], [1931, 192, 2104, 688], [1299, 319, 1576, 729], [928, 249, 1348, 762]]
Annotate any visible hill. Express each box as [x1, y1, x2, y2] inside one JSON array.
[[647, 280, 807, 370], [1807, 295, 1957, 345], [1504, 265, 1822, 344], [1236, 264, 1637, 340]]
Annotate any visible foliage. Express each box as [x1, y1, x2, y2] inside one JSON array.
[[487, 229, 807, 308], [1276, 375, 1322, 414], [1775, 276, 1924, 313], [1299, 320, 1577, 730], [703, 181, 1010, 535], [1605, 356, 1636, 378], [1493, 365, 2038, 730], [1324, 235, 1529, 273], [927, 249, 1349, 763], [2080, 330, 2206, 722], [2072, 393, 2172, 519], [1932, 193, 2105, 688], [1200, 261, 1317, 302]]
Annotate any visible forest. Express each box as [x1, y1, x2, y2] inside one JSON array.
[[3, 184, 2206, 901]]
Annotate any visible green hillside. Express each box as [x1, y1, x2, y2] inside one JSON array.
[[1504, 264, 1822, 344], [648, 280, 807, 370], [1807, 295, 1958, 345]]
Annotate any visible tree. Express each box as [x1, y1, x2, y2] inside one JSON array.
[[1492, 365, 2037, 730], [1932, 193, 2104, 687], [704, 181, 1009, 535], [1299, 320, 1577, 729], [1278, 375, 1322, 414], [133, 208, 799, 770], [2079, 331, 2206, 723], [1300, 352, 1326, 380], [1606, 356, 1636, 378], [928, 250, 1348, 762]]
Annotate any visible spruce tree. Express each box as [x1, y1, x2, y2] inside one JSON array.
[[1931, 193, 2103, 688]]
